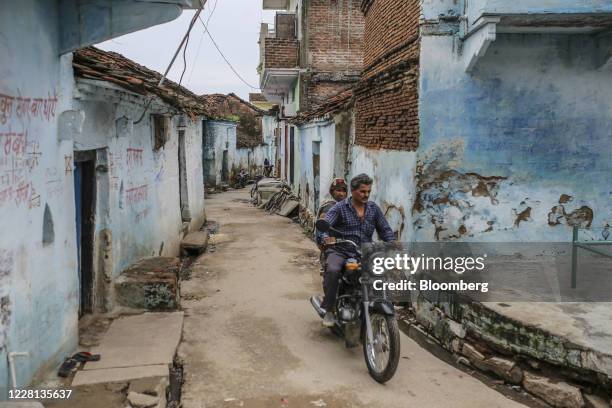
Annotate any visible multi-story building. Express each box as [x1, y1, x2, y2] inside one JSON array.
[[281, 0, 612, 243], [258, 0, 364, 182]]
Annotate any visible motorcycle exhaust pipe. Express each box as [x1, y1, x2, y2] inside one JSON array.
[[309, 295, 326, 318]]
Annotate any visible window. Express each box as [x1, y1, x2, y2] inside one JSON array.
[[152, 114, 170, 150]]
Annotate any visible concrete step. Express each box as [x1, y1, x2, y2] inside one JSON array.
[[180, 231, 209, 254], [72, 312, 183, 387], [114, 257, 180, 310], [71, 364, 168, 386]]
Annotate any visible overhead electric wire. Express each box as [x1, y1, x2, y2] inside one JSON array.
[[158, 4, 205, 87], [187, 0, 218, 85], [179, 30, 190, 85], [197, 15, 260, 90], [135, 3, 205, 124]]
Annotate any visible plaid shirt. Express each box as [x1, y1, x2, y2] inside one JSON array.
[[320, 198, 395, 246]]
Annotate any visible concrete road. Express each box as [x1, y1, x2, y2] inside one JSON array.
[[179, 189, 526, 408]]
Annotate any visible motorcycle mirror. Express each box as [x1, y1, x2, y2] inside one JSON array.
[[315, 219, 330, 232]]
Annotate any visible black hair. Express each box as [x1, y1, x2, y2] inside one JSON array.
[[350, 173, 373, 191]]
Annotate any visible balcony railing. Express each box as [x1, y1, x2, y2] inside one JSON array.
[[258, 13, 299, 104]]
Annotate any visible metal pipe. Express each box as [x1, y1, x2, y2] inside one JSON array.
[[158, 1, 206, 87], [8, 351, 29, 390]]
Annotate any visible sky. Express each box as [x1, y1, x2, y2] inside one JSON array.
[[97, 1, 276, 100]]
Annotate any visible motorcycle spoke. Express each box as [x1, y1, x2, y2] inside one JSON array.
[[367, 314, 391, 373]]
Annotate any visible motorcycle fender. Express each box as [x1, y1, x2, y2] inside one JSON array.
[[369, 300, 395, 316]]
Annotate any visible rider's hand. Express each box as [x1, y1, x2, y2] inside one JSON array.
[[323, 236, 336, 245]]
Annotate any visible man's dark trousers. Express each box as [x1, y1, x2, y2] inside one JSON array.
[[321, 248, 350, 311]]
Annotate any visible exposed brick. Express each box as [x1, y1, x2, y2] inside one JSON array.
[[305, 0, 364, 72], [354, 0, 421, 151], [264, 38, 299, 69], [300, 0, 364, 110]]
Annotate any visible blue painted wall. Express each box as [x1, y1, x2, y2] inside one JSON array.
[[0, 0, 79, 397], [416, 33, 612, 241]]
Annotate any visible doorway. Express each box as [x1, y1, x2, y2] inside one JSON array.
[[284, 125, 289, 181], [221, 150, 229, 184], [312, 141, 320, 211], [289, 127, 295, 185], [202, 121, 216, 187], [178, 130, 190, 223], [74, 150, 96, 317]]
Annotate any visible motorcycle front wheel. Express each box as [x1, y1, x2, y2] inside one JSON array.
[[363, 313, 400, 383]]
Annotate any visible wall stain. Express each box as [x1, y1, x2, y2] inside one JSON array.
[[514, 207, 532, 227], [383, 203, 406, 239], [548, 194, 593, 228], [413, 143, 506, 240]]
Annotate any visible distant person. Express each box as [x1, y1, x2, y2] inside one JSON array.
[[264, 158, 273, 177], [315, 178, 348, 259]]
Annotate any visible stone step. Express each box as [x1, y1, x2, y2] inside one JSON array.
[[72, 364, 168, 386], [114, 257, 180, 310], [180, 231, 209, 254]]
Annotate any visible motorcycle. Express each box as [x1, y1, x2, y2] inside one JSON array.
[[310, 219, 400, 383]]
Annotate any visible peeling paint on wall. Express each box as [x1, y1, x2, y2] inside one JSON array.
[[419, 32, 612, 241], [413, 141, 507, 240], [548, 195, 593, 229]]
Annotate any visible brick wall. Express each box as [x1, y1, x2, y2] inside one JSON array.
[[300, 71, 360, 111], [354, 0, 420, 150], [305, 0, 364, 72], [264, 38, 299, 69], [361, 0, 420, 78]]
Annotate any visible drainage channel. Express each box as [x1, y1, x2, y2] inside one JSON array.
[[396, 310, 546, 408], [170, 219, 218, 407], [167, 357, 184, 408]]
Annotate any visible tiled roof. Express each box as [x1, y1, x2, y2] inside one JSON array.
[[290, 88, 354, 124], [200, 93, 268, 148], [73, 46, 216, 118], [249, 93, 268, 102]]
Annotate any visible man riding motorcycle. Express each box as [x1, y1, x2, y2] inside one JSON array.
[[317, 173, 395, 328]]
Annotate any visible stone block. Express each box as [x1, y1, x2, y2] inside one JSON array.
[[523, 371, 585, 408], [181, 231, 209, 254], [114, 257, 180, 310], [127, 391, 159, 408], [478, 356, 523, 384], [129, 376, 168, 401], [583, 394, 609, 408], [461, 342, 485, 363]]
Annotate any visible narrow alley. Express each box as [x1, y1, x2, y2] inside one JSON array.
[[178, 189, 526, 408], [3, 1, 612, 406]]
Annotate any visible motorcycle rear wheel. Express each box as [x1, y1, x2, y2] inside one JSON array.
[[363, 313, 400, 383]]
